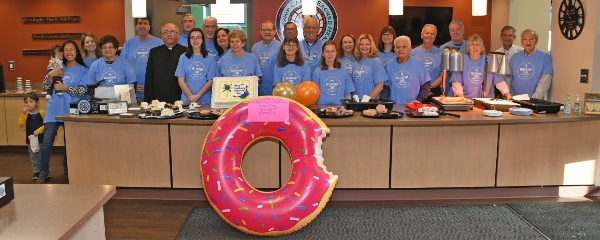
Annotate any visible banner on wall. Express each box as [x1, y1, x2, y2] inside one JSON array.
[[275, 0, 338, 42]]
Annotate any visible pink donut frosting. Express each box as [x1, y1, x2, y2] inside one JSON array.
[[201, 97, 338, 236]]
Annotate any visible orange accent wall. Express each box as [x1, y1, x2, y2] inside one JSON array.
[[0, 0, 125, 83], [253, 0, 492, 49]]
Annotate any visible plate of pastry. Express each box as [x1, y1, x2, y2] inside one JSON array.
[[314, 106, 354, 118], [188, 108, 225, 120], [362, 110, 403, 119]]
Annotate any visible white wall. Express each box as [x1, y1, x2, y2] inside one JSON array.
[[509, 0, 551, 52]]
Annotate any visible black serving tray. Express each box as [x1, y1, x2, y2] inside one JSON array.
[[405, 110, 440, 118], [361, 111, 404, 119], [512, 98, 563, 114], [314, 109, 354, 118], [341, 99, 395, 112], [188, 112, 221, 120], [138, 111, 186, 119]]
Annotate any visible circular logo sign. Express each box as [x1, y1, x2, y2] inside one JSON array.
[[517, 62, 535, 80], [77, 99, 91, 114], [468, 66, 484, 84], [392, 70, 412, 89], [276, 0, 338, 42], [189, 61, 207, 80]]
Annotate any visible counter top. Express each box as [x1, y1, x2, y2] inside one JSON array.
[[0, 184, 116, 239], [0, 90, 44, 96], [56, 105, 600, 126]]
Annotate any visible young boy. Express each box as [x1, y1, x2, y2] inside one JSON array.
[[18, 92, 46, 180], [46, 45, 64, 103]]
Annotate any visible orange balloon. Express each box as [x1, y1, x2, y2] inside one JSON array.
[[295, 81, 320, 106]]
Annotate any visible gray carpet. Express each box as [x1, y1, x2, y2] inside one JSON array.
[[508, 201, 600, 239], [176, 205, 545, 239]]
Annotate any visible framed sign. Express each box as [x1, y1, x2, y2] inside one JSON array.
[[22, 16, 80, 24], [108, 101, 129, 115], [584, 93, 600, 115], [22, 49, 52, 56], [32, 33, 83, 40]]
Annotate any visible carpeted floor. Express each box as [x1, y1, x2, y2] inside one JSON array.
[[176, 205, 546, 239], [508, 201, 600, 239]]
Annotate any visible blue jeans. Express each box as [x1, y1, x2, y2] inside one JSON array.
[[39, 122, 67, 173]]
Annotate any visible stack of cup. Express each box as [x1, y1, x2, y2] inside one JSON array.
[[25, 79, 32, 92], [16, 77, 23, 92]]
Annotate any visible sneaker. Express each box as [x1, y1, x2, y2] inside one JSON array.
[[32, 172, 40, 180], [63, 168, 68, 174], [36, 172, 48, 184]]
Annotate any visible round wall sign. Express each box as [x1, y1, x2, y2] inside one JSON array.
[[558, 0, 584, 40], [275, 0, 338, 42]]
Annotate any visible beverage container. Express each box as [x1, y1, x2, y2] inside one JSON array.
[[574, 94, 581, 114], [564, 94, 572, 115]]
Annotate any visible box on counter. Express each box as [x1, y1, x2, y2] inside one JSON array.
[[0, 177, 14, 208]]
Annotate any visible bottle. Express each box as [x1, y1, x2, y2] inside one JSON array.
[[574, 94, 581, 115], [564, 94, 572, 115]]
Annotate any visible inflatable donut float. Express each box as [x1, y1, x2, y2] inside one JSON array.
[[200, 96, 338, 236]]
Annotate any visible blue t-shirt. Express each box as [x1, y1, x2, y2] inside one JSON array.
[[46, 64, 88, 123], [313, 67, 355, 105], [217, 52, 263, 77], [178, 32, 188, 47], [339, 56, 356, 74], [410, 45, 442, 82], [299, 39, 323, 74], [216, 49, 232, 69], [450, 55, 504, 99], [352, 57, 388, 98], [509, 50, 553, 97], [273, 63, 311, 87], [251, 40, 282, 96], [83, 57, 97, 68], [378, 51, 396, 65], [86, 56, 136, 87], [120, 36, 164, 97], [205, 41, 217, 55], [175, 53, 217, 105], [384, 56, 431, 104], [439, 40, 467, 53]]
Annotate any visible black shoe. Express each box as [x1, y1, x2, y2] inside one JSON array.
[[33, 172, 40, 180], [36, 172, 48, 184], [63, 168, 68, 174]]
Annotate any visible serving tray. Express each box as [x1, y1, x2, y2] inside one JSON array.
[[361, 111, 404, 119]]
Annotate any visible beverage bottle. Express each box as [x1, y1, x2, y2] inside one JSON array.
[[574, 94, 581, 114], [564, 94, 572, 115]]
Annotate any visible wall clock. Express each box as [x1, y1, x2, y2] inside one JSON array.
[[558, 0, 585, 40]]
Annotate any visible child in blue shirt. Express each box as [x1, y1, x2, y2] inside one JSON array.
[[313, 41, 355, 105], [273, 37, 311, 87]]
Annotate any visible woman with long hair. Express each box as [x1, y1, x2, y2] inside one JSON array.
[[80, 32, 101, 67], [313, 41, 354, 104], [37, 39, 89, 183], [214, 28, 230, 61], [377, 26, 397, 63], [338, 33, 356, 74], [273, 37, 311, 87], [175, 28, 217, 105], [352, 34, 387, 99]]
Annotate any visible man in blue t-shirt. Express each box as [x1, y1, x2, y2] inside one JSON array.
[[509, 29, 553, 99], [411, 24, 442, 97], [178, 14, 196, 47], [299, 17, 323, 74], [251, 20, 282, 96], [121, 17, 164, 102], [202, 16, 218, 55], [438, 20, 467, 96]]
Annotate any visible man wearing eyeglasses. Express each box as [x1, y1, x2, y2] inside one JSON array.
[[251, 20, 282, 96], [144, 23, 187, 103], [493, 26, 523, 98], [178, 14, 196, 47], [300, 16, 323, 74], [203, 16, 218, 55], [283, 22, 298, 38], [120, 16, 164, 102]]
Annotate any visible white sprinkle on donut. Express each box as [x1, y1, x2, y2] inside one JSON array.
[[313, 176, 320, 180], [222, 209, 230, 213], [293, 159, 300, 164], [290, 217, 300, 221], [238, 177, 244, 182], [257, 205, 263, 209], [217, 181, 221, 191]]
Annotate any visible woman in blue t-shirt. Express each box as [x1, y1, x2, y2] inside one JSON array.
[[338, 33, 356, 75], [217, 30, 262, 78], [175, 28, 217, 105], [352, 34, 388, 99], [377, 26, 397, 64], [313, 41, 355, 105], [273, 37, 311, 87], [214, 28, 230, 64], [38, 39, 89, 183]]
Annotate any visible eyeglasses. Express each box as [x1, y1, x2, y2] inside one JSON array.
[[285, 44, 298, 49], [163, 30, 177, 35], [261, 29, 274, 32], [102, 46, 115, 50], [285, 28, 297, 32], [190, 36, 203, 40]]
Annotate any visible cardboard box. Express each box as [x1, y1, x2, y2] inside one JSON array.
[[0, 177, 14, 208]]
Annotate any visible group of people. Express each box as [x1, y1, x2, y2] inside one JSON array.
[[26, 15, 553, 184]]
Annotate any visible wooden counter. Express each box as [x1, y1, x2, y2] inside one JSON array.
[[56, 106, 600, 189], [0, 184, 116, 239]]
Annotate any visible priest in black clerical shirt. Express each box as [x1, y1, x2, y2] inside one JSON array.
[[144, 23, 187, 103]]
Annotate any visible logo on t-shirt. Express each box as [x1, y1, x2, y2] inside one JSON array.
[[517, 62, 535, 80], [342, 62, 353, 74], [304, 50, 319, 67], [468, 66, 484, 84], [62, 72, 74, 86], [393, 70, 412, 89], [228, 64, 247, 77], [353, 65, 367, 82], [101, 70, 119, 86], [135, 46, 150, 62], [324, 77, 341, 95], [258, 52, 272, 68], [283, 70, 301, 86], [189, 61, 207, 80], [423, 57, 435, 72]]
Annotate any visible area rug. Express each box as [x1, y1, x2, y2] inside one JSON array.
[[508, 201, 600, 239], [176, 205, 545, 239]]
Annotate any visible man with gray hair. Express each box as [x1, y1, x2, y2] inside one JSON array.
[[440, 20, 467, 53], [203, 16, 218, 55], [145, 23, 187, 103], [251, 20, 282, 96], [493, 25, 523, 98], [178, 13, 196, 47], [299, 16, 323, 74], [508, 29, 553, 99], [385, 35, 431, 104]]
